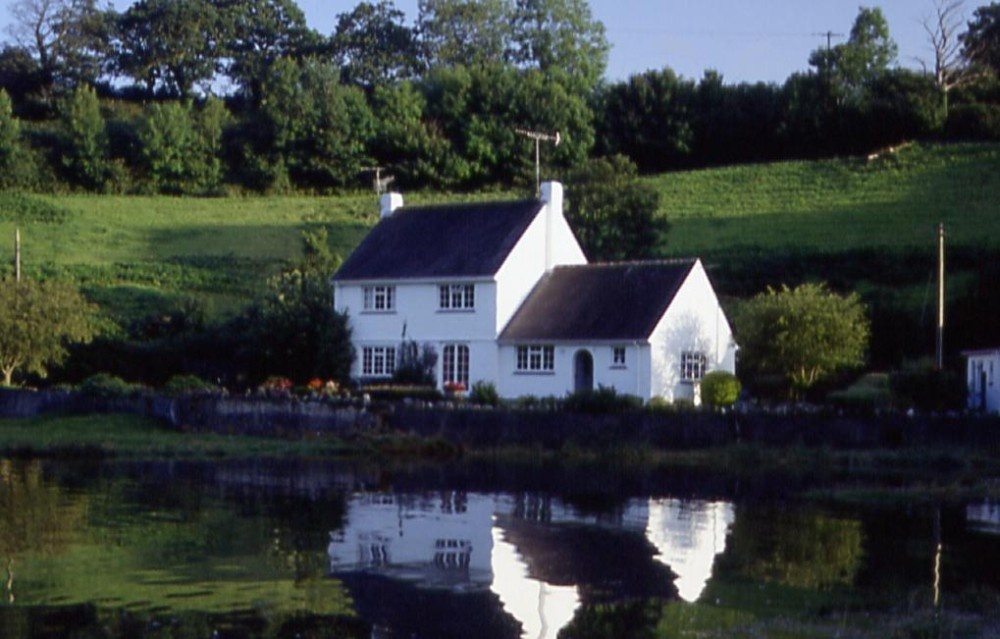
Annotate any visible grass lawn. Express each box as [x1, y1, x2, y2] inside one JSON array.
[[650, 142, 1000, 256], [0, 141, 997, 324]]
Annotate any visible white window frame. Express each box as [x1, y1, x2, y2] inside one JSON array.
[[362, 346, 397, 377], [363, 285, 395, 312], [680, 351, 707, 382], [439, 283, 475, 310], [612, 346, 627, 368], [516, 345, 555, 372], [442, 344, 470, 387]]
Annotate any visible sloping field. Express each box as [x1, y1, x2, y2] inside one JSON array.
[[651, 142, 1000, 256]]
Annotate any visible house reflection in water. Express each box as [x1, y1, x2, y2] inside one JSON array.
[[646, 498, 736, 602], [328, 492, 736, 638]]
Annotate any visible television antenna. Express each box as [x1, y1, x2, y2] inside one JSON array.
[[363, 166, 395, 195], [515, 128, 560, 195]]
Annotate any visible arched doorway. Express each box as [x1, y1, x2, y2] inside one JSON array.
[[574, 350, 593, 393]]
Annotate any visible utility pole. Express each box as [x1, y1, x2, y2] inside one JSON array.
[[936, 222, 945, 370], [14, 228, 20, 283]]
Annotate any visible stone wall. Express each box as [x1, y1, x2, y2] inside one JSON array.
[[2, 388, 999, 450]]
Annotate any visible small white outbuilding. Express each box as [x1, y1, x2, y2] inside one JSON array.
[[964, 348, 1000, 414]]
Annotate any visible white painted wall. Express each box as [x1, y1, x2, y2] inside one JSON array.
[[497, 342, 652, 399], [966, 350, 1000, 414], [494, 183, 586, 335], [648, 261, 737, 404]]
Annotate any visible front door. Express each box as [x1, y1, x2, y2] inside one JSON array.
[[574, 350, 593, 393]]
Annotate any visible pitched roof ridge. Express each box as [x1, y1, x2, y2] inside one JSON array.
[[552, 257, 698, 270], [395, 197, 539, 213]]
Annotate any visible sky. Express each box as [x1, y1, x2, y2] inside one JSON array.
[[2, 0, 960, 85]]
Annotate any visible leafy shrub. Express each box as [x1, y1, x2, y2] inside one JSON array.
[[393, 340, 438, 385], [827, 373, 891, 413], [163, 374, 218, 396], [889, 361, 965, 412], [700, 371, 741, 408], [469, 380, 499, 406], [946, 104, 1000, 141], [79, 373, 144, 399], [646, 396, 672, 411], [362, 384, 443, 403], [562, 385, 642, 414]]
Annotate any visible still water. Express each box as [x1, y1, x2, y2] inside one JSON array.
[[1, 457, 1000, 638]]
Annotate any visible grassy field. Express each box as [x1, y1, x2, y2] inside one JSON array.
[[0, 141, 997, 325], [651, 142, 1000, 256]]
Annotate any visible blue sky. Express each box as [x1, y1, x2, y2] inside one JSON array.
[[3, 0, 956, 85], [298, 0, 949, 84]]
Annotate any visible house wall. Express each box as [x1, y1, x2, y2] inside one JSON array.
[[497, 342, 652, 399], [494, 185, 586, 335], [966, 351, 1000, 414], [648, 261, 737, 404], [335, 280, 500, 384]]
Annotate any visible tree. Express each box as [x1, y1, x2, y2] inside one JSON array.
[[509, 0, 609, 93], [136, 99, 228, 194], [217, 0, 322, 105], [416, 0, 512, 68], [809, 6, 898, 104], [563, 155, 664, 261], [110, 0, 222, 98], [6, 0, 108, 94], [921, 0, 972, 117], [234, 228, 353, 384], [0, 278, 98, 386], [331, 0, 422, 88], [734, 283, 870, 399], [595, 68, 696, 172], [962, 1, 1000, 76], [59, 84, 108, 190]]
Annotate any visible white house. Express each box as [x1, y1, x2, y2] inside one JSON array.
[[331, 181, 737, 402], [964, 348, 1000, 414]]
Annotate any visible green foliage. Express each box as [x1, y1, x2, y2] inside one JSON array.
[[828, 373, 892, 414], [946, 103, 1000, 140], [59, 85, 108, 190], [331, 0, 423, 88], [469, 380, 499, 407], [889, 361, 966, 412], [79, 372, 144, 399], [564, 155, 664, 260], [962, 3, 1000, 77], [0, 193, 68, 223], [360, 384, 443, 402], [700, 370, 741, 408], [393, 340, 438, 386], [562, 385, 642, 413], [735, 283, 870, 399], [0, 278, 99, 385], [162, 373, 218, 396]]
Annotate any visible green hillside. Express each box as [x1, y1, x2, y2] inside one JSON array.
[[651, 142, 1000, 256], [1, 141, 997, 361]]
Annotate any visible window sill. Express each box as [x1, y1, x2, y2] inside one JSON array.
[[610, 365, 627, 370], [360, 310, 397, 315], [437, 309, 475, 314], [514, 370, 555, 376], [680, 378, 702, 384]]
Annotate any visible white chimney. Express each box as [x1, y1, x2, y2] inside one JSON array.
[[380, 192, 403, 218], [539, 181, 563, 271]]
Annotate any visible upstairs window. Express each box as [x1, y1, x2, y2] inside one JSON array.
[[363, 285, 395, 312], [612, 347, 627, 367], [439, 284, 475, 310], [516, 345, 555, 372], [680, 351, 707, 381]]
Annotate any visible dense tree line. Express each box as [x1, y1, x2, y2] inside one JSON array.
[[0, 0, 999, 194]]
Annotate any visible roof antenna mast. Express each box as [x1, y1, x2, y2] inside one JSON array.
[[363, 166, 395, 195], [515, 128, 560, 196]]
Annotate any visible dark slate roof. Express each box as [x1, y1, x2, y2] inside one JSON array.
[[499, 260, 697, 341], [333, 199, 543, 280]]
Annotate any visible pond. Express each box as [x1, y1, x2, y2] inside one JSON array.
[[1, 457, 1000, 638]]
